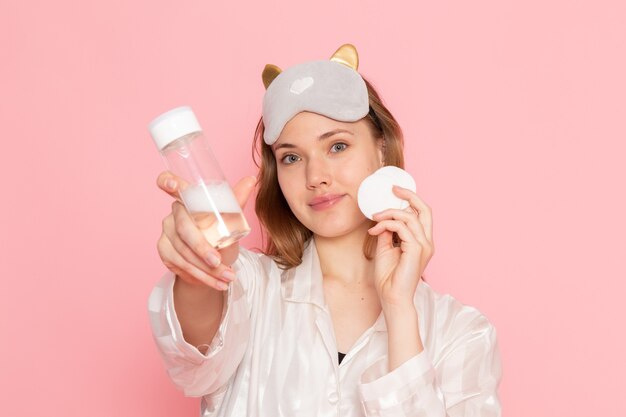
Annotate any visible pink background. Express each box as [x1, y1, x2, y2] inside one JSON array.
[[1, 0, 624, 415]]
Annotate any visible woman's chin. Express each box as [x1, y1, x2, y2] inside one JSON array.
[[309, 220, 371, 240]]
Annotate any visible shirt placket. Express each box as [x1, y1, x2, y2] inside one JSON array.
[[314, 307, 343, 414]]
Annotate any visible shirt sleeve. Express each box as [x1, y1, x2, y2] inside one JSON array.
[[357, 315, 502, 417], [146, 246, 261, 397]]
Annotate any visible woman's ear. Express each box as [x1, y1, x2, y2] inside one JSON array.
[[377, 136, 386, 167]]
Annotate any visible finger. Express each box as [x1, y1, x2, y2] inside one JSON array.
[[156, 171, 189, 203], [374, 229, 395, 254], [157, 236, 233, 291], [392, 186, 434, 244], [232, 176, 258, 210], [163, 226, 235, 284], [168, 202, 225, 269], [166, 227, 233, 281], [372, 208, 429, 249], [368, 220, 422, 252]]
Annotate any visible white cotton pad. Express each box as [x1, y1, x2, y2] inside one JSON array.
[[357, 166, 417, 220]]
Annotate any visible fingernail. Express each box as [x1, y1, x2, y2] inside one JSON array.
[[222, 270, 236, 281], [217, 282, 229, 291], [206, 252, 221, 267], [166, 179, 177, 189]]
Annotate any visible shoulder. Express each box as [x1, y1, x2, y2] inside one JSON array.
[[236, 246, 283, 271], [236, 245, 266, 264], [416, 280, 498, 344], [415, 283, 503, 403], [233, 245, 285, 281]]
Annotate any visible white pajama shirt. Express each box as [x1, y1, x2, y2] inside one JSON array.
[[148, 238, 502, 416]]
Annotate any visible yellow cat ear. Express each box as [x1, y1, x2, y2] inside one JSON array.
[[262, 64, 282, 89], [329, 44, 359, 71]]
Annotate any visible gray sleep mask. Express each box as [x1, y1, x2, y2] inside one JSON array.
[[261, 44, 370, 145]]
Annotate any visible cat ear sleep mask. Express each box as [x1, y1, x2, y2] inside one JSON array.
[[261, 44, 370, 145]]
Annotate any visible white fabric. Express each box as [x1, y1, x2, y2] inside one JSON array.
[[147, 238, 503, 416]]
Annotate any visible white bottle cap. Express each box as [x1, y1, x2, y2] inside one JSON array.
[[148, 106, 203, 150]]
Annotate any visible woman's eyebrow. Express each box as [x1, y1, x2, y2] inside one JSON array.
[[318, 128, 354, 140], [273, 129, 354, 152]]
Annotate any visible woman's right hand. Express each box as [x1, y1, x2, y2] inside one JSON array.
[[156, 171, 257, 291]]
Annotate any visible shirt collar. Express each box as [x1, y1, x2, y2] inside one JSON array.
[[280, 238, 327, 310], [280, 238, 424, 333]]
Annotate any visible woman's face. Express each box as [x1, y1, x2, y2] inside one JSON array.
[[271, 111, 384, 238]]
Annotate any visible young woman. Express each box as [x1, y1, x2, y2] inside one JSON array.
[[148, 44, 502, 416]]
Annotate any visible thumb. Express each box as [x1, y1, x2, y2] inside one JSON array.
[[232, 176, 258, 210], [156, 171, 189, 203]]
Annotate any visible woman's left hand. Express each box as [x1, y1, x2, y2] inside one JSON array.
[[368, 186, 435, 310]]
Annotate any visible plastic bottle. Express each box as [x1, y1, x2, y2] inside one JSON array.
[[148, 106, 250, 249]]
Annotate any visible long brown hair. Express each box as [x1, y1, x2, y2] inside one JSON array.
[[252, 76, 405, 269]]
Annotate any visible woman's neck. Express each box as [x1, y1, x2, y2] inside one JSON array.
[[313, 223, 375, 286]]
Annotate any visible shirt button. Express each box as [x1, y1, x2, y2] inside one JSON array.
[[328, 391, 339, 404]]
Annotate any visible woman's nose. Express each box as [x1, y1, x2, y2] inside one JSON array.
[[305, 158, 332, 189]]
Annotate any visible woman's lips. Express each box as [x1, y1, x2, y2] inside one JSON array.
[[308, 194, 346, 211]]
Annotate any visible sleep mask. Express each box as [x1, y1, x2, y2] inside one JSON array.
[[261, 43, 370, 145]]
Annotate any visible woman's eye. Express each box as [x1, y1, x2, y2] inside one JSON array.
[[281, 154, 300, 165], [331, 143, 348, 153]]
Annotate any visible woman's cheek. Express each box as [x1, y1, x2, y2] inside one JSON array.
[[277, 175, 301, 214], [276, 170, 288, 193]]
